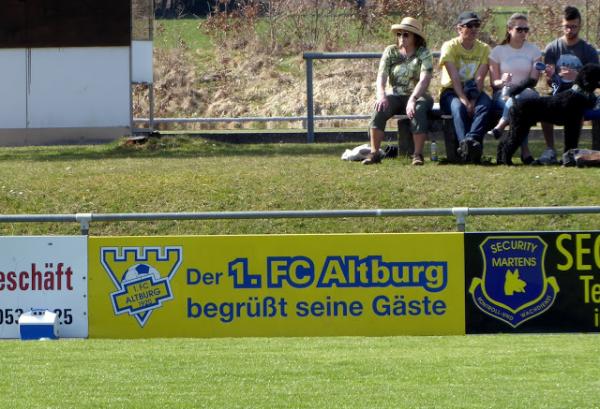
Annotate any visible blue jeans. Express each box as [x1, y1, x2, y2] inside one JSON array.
[[440, 89, 491, 143], [491, 90, 512, 122], [491, 88, 539, 152], [491, 88, 539, 122]]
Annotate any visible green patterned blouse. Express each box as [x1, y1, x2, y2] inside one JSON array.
[[377, 45, 433, 96]]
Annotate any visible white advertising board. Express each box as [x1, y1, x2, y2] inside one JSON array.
[[0, 237, 88, 338]]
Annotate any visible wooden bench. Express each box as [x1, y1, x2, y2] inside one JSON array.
[[395, 103, 459, 161], [396, 103, 600, 161]]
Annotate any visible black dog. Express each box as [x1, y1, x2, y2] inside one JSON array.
[[497, 63, 600, 165]]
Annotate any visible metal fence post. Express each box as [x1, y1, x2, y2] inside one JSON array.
[[452, 207, 468, 232], [149, 83, 155, 133], [76, 213, 92, 236], [305, 56, 315, 143]]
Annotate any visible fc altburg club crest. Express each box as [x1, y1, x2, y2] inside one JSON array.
[[469, 236, 559, 328], [101, 246, 182, 327]]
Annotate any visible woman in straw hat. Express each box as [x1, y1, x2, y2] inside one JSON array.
[[362, 17, 434, 165]]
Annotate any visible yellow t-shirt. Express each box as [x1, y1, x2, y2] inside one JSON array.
[[439, 37, 490, 91]]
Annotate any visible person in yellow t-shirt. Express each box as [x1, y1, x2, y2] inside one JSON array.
[[439, 11, 491, 163]]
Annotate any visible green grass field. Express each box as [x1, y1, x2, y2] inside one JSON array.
[[0, 137, 599, 236], [1, 335, 599, 408], [2, 127, 600, 409]]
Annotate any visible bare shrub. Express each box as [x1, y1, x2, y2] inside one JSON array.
[[343, 0, 493, 49], [528, 1, 600, 46], [363, 0, 427, 33], [264, 0, 361, 52], [204, 0, 261, 50], [527, 1, 567, 46], [205, 0, 371, 54], [261, 0, 295, 53]]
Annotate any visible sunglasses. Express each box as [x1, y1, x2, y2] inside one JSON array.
[[514, 26, 529, 33], [461, 22, 480, 29], [396, 32, 412, 38]]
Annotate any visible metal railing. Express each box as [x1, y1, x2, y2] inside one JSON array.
[[304, 52, 382, 142], [2, 206, 600, 235], [133, 51, 386, 139], [134, 51, 431, 141], [134, 114, 371, 124], [135, 49, 600, 142]]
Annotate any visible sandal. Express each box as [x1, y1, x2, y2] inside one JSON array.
[[411, 154, 424, 166], [362, 151, 383, 165]]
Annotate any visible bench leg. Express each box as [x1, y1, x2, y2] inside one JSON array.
[[592, 119, 600, 151], [397, 118, 414, 157], [442, 118, 459, 162]]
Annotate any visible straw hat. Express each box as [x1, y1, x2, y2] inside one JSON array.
[[391, 17, 425, 39]]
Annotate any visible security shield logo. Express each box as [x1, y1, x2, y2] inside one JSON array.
[[101, 247, 182, 327], [469, 236, 559, 327]]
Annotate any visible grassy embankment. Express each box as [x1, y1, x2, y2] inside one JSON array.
[[145, 6, 549, 131], [0, 137, 599, 236]]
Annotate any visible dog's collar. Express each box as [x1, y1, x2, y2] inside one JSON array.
[[571, 84, 596, 100]]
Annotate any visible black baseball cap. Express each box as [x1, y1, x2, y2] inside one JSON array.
[[456, 11, 480, 25]]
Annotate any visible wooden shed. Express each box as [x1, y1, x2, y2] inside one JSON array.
[[0, 1, 152, 145]]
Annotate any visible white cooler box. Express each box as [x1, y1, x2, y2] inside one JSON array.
[[19, 309, 59, 340]]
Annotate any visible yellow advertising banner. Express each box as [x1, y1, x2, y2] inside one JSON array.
[[88, 233, 465, 338]]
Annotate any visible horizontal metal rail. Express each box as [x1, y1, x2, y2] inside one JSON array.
[[91, 208, 452, 221], [132, 114, 371, 124], [0, 214, 79, 223], [469, 206, 600, 216], [1, 206, 600, 235], [303, 51, 384, 59], [303, 51, 441, 59]]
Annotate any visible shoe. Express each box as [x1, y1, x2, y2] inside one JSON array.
[[411, 154, 424, 166], [535, 147, 558, 165], [486, 128, 503, 139], [470, 140, 483, 163], [521, 155, 535, 165], [458, 139, 470, 162], [362, 151, 383, 165], [459, 138, 483, 164]]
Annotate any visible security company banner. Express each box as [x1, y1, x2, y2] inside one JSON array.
[[88, 233, 465, 338], [465, 232, 600, 333], [0, 236, 88, 338]]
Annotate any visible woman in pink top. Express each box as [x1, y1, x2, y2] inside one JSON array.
[[487, 13, 542, 164]]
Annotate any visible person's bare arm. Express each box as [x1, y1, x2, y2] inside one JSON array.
[[406, 71, 432, 119]]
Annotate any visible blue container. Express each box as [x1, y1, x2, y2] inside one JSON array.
[[18, 309, 59, 340]]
